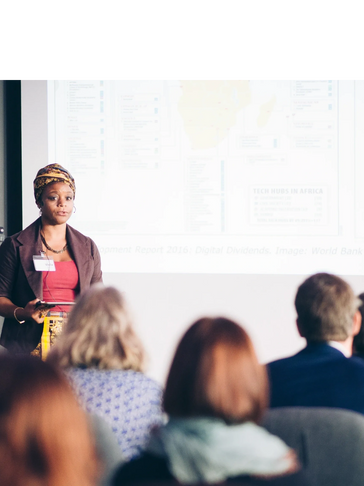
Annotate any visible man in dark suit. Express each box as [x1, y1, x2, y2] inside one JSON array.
[[267, 273, 364, 414]]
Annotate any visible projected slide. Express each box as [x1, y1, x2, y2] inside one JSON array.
[[42, 80, 363, 274]]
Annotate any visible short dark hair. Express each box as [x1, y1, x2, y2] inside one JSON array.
[[163, 317, 268, 424], [295, 273, 361, 341], [353, 293, 364, 354]]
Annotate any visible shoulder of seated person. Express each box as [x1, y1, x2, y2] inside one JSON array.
[[112, 453, 171, 485]]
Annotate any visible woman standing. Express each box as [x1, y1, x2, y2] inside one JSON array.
[[0, 163, 102, 354]]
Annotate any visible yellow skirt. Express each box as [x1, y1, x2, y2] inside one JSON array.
[[31, 312, 67, 360]]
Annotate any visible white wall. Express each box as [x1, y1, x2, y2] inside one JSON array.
[[105, 272, 364, 384]]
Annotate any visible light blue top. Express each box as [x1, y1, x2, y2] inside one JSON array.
[[66, 368, 164, 460], [148, 417, 294, 484]]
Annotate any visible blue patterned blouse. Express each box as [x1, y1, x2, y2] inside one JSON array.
[[66, 368, 164, 460]]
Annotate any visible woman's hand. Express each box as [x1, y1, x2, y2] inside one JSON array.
[[252, 449, 299, 479], [23, 299, 48, 324], [0, 297, 51, 325]]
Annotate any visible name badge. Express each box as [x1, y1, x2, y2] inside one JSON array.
[[33, 255, 56, 272]]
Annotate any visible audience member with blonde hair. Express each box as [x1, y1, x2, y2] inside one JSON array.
[[48, 284, 163, 460], [112, 317, 311, 485], [0, 355, 98, 486]]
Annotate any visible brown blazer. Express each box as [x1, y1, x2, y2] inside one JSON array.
[[0, 218, 102, 353]]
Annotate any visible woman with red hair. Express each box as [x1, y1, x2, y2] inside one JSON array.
[[0, 354, 99, 486], [112, 317, 311, 485]]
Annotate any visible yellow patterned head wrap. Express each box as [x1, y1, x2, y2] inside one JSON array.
[[33, 164, 76, 204]]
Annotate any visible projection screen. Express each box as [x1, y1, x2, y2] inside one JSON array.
[[21, 80, 364, 381]]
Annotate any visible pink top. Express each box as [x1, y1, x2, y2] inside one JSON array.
[[42, 261, 79, 313]]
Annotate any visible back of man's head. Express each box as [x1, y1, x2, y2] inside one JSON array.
[[295, 273, 360, 342]]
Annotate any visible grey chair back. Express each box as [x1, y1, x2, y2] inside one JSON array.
[[262, 407, 364, 486]]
